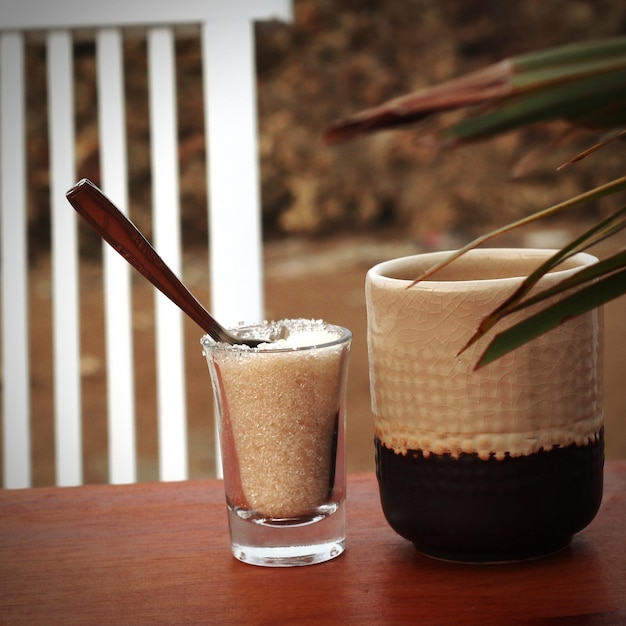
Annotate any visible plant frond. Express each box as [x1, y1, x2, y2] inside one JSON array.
[[476, 268, 626, 368], [323, 36, 626, 146]]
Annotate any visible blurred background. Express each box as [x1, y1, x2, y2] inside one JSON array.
[[18, 0, 626, 483]]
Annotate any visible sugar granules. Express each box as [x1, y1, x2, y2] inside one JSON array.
[[214, 325, 345, 518]]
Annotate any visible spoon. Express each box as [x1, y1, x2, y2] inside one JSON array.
[[66, 178, 264, 348]]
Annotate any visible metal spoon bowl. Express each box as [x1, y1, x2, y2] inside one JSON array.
[[66, 178, 264, 348]]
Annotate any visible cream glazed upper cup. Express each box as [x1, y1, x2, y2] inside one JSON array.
[[365, 248, 604, 563]]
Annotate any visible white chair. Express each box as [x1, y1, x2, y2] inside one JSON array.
[[0, 0, 292, 488]]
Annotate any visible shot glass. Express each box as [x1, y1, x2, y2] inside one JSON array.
[[202, 319, 351, 567]]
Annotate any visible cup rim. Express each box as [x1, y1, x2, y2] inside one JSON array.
[[367, 248, 598, 287]]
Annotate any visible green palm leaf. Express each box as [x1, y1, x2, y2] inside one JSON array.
[[325, 35, 626, 366], [458, 203, 626, 355], [323, 35, 626, 144], [446, 68, 626, 143], [410, 177, 626, 285], [505, 249, 626, 315], [477, 268, 626, 368]]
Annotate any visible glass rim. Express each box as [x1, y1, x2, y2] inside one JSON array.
[[201, 322, 352, 353]]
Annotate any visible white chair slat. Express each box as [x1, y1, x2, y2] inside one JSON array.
[[96, 28, 137, 485], [47, 30, 83, 487], [203, 20, 264, 328], [147, 26, 188, 482], [0, 33, 31, 489], [202, 21, 265, 477]]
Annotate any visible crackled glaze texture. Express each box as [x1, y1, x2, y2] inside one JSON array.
[[366, 249, 604, 562], [366, 249, 603, 460]]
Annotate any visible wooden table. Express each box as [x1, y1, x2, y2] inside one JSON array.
[[2, 462, 626, 625]]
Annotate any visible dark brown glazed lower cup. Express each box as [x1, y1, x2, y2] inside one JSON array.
[[375, 430, 604, 563]]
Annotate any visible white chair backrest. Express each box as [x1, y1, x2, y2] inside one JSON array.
[[1, 0, 292, 488]]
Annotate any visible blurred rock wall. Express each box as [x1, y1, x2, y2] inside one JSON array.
[[24, 0, 626, 254]]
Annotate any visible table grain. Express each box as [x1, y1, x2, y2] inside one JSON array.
[[2, 462, 626, 625]]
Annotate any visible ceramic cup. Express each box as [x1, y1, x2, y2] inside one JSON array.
[[366, 249, 604, 563]]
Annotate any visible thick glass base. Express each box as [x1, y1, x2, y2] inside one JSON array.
[[232, 539, 345, 567], [227, 501, 345, 567]]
